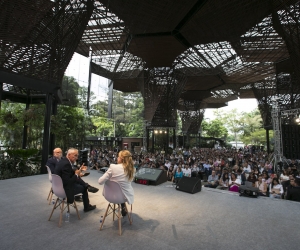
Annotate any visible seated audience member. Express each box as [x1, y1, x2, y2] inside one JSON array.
[[282, 174, 295, 194], [173, 166, 183, 183], [46, 148, 63, 173], [90, 162, 100, 170], [98, 150, 135, 216], [167, 164, 174, 181], [269, 178, 283, 199], [247, 172, 257, 185], [232, 165, 239, 173], [243, 162, 251, 174], [286, 178, 300, 202], [280, 169, 289, 183], [164, 160, 171, 170], [159, 162, 166, 170], [55, 148, 97, 212], [216, 173, 229, 190], [253, 166, 259, 177], [228, 173, 241, 192], [191, 163, 199, 178], [215, 166, 222, 179], [255, 175, 267, 196], [204, 170, 219, 188], [236, 169, 246, 185], [203, 161, 211, 179], [182, 164, 191, 177], [262, 171, 271, 185], [289, 159, 299, 176]]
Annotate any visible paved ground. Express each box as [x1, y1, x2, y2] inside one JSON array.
[[0, 170, 299, 250]]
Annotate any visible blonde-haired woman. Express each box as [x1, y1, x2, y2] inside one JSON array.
[[98, 150, 135, 216]]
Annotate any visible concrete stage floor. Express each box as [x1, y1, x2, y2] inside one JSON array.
[[0, 170, 299, 250]]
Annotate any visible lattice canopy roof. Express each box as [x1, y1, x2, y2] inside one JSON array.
[[1, 0, 300, 131]]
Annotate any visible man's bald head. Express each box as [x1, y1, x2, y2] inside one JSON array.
[[53, 148, 62, 159]]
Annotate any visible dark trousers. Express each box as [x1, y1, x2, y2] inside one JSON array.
[[74, 183, 89, 209], [204, 183, 218, 188]]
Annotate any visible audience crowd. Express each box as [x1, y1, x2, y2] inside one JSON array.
[[88, 146, 300, 202]]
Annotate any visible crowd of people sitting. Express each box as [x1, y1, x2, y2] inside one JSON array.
[[88, 146, 300, 202]]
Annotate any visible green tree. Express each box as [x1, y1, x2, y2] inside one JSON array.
[[241, 109, 262, 137], [0, 101, 25, 148], [202, 119, 228, 138], [213, 109, 244, 143], [51, 105, 93, 150]]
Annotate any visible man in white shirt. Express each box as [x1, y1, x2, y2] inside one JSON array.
[[164, 160, 171, 170], [243, 161, 251, 173]]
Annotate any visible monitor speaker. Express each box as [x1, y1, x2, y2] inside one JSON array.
[[176, 176, 201, 194], [134, 168, 168, 186]]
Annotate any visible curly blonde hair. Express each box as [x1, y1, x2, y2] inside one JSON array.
[[119, 150, 135, 181]]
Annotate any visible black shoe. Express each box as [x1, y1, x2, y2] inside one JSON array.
[[121, 207, 127, 217], [84, 204, 96, 212], [82, 171, 90, 177], [87, 186, 99, 193], [74, 196, 83, 202]]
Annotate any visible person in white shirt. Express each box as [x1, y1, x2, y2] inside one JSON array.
[[164, 160, 171, 170], [191, 164, 199, 177], [243, 161, 251, 174], [269, 178, 283, 199], [182, 164, 191, 177]]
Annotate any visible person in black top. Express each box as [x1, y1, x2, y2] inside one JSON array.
[[286, 178, 300, 202], [46, 148, 63, 173]]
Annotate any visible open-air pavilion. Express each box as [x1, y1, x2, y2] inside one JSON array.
[[1, 1, 300, 167]]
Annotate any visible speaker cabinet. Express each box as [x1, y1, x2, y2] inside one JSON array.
[[282, 125, 300, 159], [176, 176, 202, 194], [134, 168, 168, 186]]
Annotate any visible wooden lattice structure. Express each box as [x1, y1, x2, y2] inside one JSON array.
[[1, 0, 300, 145]]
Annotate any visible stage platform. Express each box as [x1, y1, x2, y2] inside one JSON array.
[[0, 170, 299, 250]]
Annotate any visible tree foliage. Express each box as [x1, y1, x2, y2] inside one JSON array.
[[201, 119, 228, 138]]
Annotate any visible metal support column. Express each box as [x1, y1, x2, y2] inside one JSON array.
[[271, 99, 285, 172], [87, 49, 92, 110], [143, 120, 147, 152], [152, 129, 155, 153], [173, 128, 176, 149], [108, 80, 113, 118], [22, 97, 30, 149], [49, 100, 57, 154], [41, 94, 53, 174], [266, 129, 270, 154], [0, 82, 3, 110], [146, 128, 150, 152], [167, 128, 169, 152]]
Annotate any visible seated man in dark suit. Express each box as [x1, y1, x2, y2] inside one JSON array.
[[54, 148, 96, 212], [46, 148, 62, 173]]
